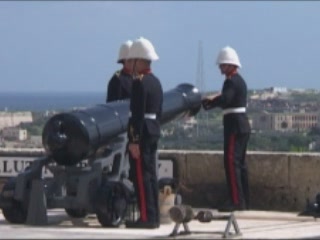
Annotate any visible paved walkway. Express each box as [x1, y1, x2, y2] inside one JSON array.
[[1, 209, 320, 239]]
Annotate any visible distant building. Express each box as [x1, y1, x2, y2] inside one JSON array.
[[250, 87, 289, 101], [270, 87, 288, 93], [2, 127, 28, 141], [0, 111, 33, 130], [252, 111, 319, 132], [29, 135, 43, 148], [291, 88, 307, 93]]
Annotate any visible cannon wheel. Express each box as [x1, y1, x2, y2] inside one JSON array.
[[96, 196, 127, 227], [96, 182, 128, 228], [1, 178, 28, 224], [65, 208, 87, 218]]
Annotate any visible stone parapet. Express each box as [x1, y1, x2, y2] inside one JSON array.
[[159, 150, 320, 212], [0, 148, 319, 212]]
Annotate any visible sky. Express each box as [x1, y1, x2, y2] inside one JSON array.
[[0, 1, 319, 93]]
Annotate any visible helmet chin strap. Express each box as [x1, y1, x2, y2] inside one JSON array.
[[225, 65, 238, 78], [132, 59, 138, 79]]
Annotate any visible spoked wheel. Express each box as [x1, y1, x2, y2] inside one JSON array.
[[96, 182, 129, 228], [96, 197, 127, 227], [1, 178, 28, 224]]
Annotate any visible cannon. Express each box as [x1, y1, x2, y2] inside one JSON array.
[[0, 83, 202, 227], [42, 83, 201, 166]]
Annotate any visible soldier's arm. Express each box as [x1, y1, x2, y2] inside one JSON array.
[[203, 81, 235, 109], [128, 78, 145, 144], [217, 81, 236, 108], [106, 72, 120, 103]]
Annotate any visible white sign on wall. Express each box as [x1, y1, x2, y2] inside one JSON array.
[[0, 156, 53, 178], [0, 156, 175, 179], [158, 159, 174, 179]]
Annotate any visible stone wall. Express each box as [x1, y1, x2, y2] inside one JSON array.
[[1, 149, 320, 212], [159, 150, 320, 212]]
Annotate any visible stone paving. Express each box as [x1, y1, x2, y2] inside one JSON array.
[[1, 209, 320, 239]]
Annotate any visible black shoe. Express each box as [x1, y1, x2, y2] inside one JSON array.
[[125, 220, 159, 229]]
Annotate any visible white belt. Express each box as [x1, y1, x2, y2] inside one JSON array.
[[128, 112, 157, 119], [144, 113, 157, 119], [223, 107, 246, 115]]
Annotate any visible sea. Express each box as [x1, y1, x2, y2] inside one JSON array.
[[0, 92, 107, 112]]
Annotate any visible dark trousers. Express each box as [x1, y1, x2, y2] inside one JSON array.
[[224, 132, 250, 209], [129, 136, 159, 223]]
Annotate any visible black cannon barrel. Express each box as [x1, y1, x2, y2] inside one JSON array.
[[42, 83, 202, 166]]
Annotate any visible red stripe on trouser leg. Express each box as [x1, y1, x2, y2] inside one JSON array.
[[135, 156, 147, 221], [227, 134, 239, 205]]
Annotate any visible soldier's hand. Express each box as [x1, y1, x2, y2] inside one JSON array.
[[202, 94, 221, 110], [129, 143, 140, 160], [202, 98, 211, 110]]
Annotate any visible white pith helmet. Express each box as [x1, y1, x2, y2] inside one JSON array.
[[127, 37, 159, 61], [216, 46, 242, 68], [117, 40, 133, 63]]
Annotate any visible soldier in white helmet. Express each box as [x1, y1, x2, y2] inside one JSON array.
[[202, 46, 251, 212], [106, 40, 134, 102], [126, 37, 163, 229]]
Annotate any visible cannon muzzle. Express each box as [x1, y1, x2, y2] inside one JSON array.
[[42, 83, 202, 166]]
